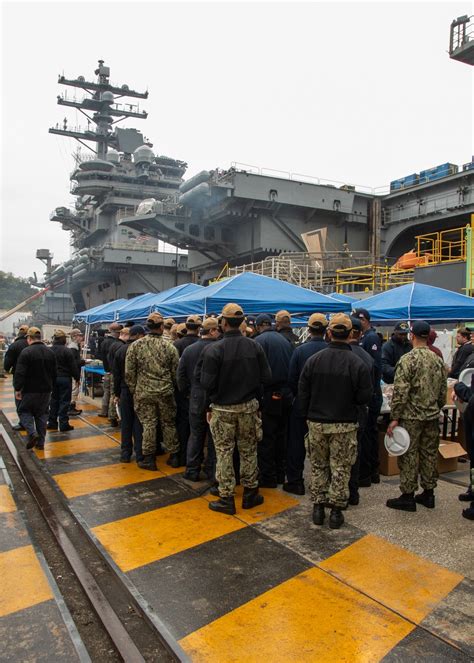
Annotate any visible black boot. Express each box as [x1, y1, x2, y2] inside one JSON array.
[[242, 487, 264, 510], [137, 454, 158, 471], [209, 496, 236, 515], [386, 493, 416, 512], [371, 473, 380, 484], [166, 452, 180, 468], [329, 507, 344, 529], [59, 424, 74, 432], [12, 423, 25, 431], [312, 504, 325, 526], [459, 486, 473, 502], [209, 484, 220, 496], [184, 470, 201, 482], [26, 433, 40, 450], [68, 402, 83, 416], [358, 477, 372, 488], [283, 481, 305, 496], [348, 492, 360, 506], [415, 489, 435, 509], [462, 502, 474, 520], [109, 418, 119, 428]]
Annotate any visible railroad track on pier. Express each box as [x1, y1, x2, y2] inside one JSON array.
[[0, 417, 188, 663]]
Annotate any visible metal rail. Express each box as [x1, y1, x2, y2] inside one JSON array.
[[0, 423, 185, 663]]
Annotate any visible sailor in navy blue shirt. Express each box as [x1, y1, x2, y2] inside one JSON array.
[[254, 314, 294, 487], [284, 313, 328, 495], [352, 307, 383, 486]]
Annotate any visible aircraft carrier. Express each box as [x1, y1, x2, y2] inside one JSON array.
[[39, 16, 474, 323]]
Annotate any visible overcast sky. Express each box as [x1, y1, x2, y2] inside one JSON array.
[[1, 0, 473, 280]]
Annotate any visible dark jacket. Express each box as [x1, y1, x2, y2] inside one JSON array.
[[254, 329, 293, 389], [200, 330, 272, 405], [100, 335, 117, 372], [107, 338, 125, 373], [449, 341, 474, 379], [381, 336, 412, 384], [174, 334, 200, 357], [288, 336, 327, 396], [298, 342, 372, 423], [359, 327, 382, 381], [50, 341, 80, 380], [14, 342, 57, 394], [278, 327, 299, 346], [4, 335, 28, 373], [177, 338, 214, 395], [349, 342, 375, 384], [68, 342, 85, 374], [178, 338, 218, 414], [113, 341, 132, 396]]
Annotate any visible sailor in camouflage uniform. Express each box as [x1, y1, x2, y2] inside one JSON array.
[[386, 320, 447, 512], [200, 303, 272, 515], [298, 314, 372, 529], [125, 311, 180, 471]]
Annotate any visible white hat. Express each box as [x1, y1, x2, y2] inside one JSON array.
[[384, 426, 410, 456]]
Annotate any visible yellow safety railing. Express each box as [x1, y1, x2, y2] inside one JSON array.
[[335, 264, 415, 292], [416, 226, 466, 266]]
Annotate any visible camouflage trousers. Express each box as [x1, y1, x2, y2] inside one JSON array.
[[100, 373, 111, 416], [108, 375, 116, 420], [307, 422, 358, 508], [397, 418, 440, 494], [134, 393, 179, 456], [209, 399, 262, 498]]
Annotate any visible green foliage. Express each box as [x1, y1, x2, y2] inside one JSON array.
[[0, 271, 40, 311]]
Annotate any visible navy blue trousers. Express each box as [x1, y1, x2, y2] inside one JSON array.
[[120, 387, 143, 461], [48, 377, 72, 429]]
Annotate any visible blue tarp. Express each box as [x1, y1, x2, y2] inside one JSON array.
[[360, 283, 474, 322], [115, 283, 203, 322], [73, 299, 128, 324], [159, 272, 350, 318], [329, 292, 359, 303]]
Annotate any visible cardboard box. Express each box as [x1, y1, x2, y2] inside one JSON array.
[[378, 431, 465, 476], [378, 430, 399, 476], [438, 441, 465, 473]]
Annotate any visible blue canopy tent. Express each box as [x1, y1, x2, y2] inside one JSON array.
[[115, 283, 204, 322], [360, 283, 474, 322], [159, 272, 350, 318], [73, 299, 128, 324], [329, 292, 359, 303]]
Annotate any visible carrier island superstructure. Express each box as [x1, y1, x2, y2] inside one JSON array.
[[40, 19, 474, 321]]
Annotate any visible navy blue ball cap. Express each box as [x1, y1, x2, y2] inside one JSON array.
[[129, 324, 145, 336], [255, 313, 272, 325], [410, 320, 431, 338], [352, 307, 370, 321], [350, 316, 362, 331]]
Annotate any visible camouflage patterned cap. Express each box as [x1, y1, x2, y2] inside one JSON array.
[[221, 303, 244, 319], [308, 313, 328, 329], [275, 310, 291, 323], [176, 322, 187, 336], [53, 329, 67, 338], [18, 324, 29, 333], [27, 326, 41, 337], [147, 311, 164, 324], [163, 317, 175, 328], [202, 317, 219, 331], [328, 313, 352, 332]]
